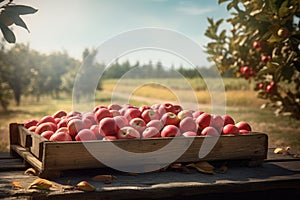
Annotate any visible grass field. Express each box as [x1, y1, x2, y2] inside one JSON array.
[[0, 78, 299, 154]]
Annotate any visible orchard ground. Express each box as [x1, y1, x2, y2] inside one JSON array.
[[0, 78, 299, 154]]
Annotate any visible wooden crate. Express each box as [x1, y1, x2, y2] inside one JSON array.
[[9, 123, 268, 178]]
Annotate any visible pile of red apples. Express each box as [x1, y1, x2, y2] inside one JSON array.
[[23, 103, 252, 142]]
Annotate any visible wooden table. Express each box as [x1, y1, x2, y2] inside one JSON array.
[[0, 149, 299, 200]]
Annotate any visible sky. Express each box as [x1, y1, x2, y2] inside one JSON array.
[[12, 0, 230, 68]]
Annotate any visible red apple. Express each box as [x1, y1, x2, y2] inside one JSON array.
[[196, 113, 211, 131], [99, 117, 117, 136], [266, 82, 277, 93], [82, 113, 97, 125], [252, 41, 262, 49], [222, 115, 235, 125], [107, 103, 122, 111], [161, 125, 181, 137], [261, 55, 271, 63], [235, 121, 252, 132], [35, 122, 57, 135], [67, 119, 84, 137], [151, 103, 161, 110], [124, 108, 141, 121], [37, 115, 56, 125], [90, 124, 102, 139], [53, 110, 67, 118], [129, 118, 146, 133], [92, 105, 107, 113], [192, 110, 204, 119], [142, 127, 160, 138], [161, 112, 180, 126], [179, 117, 198, 133], [114, 115, 128, 132], [139, 105, 151, 113], [141, 109, 160, 123], [28, 126, 37, 132], [55, 127, 69, 134], [177, 110, 193, 120], [109, 110, 121, 117], [159, 103, 175, 114], [57, 118, 68, 128], [173, 104, 183, 115], [182, 131, 197, 137], [117, 126, 140, 139], [222, 124, 239, 135], [102, 136, 117, 141], [67, 111, 82, 118], [41, 130, 54, 140], [210, 114, 224, 132], [83, 118, 93, 129], [75, 129, 97, 141], [146, 119, 164, 131], [24, 119, 38, 129], [49, 131, 72, 141], [95, 108, 113, 123], [200, 126, 220, 137], [239, 129, 250, 134]]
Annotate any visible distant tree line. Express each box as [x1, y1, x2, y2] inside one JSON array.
[[0, 43, 229, 111]]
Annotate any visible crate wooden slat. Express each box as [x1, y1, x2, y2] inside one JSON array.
[[9, 123, 268, 178]]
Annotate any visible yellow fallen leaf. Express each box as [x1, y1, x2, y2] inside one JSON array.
[[91, 175, 117, 184], [24, 168, 37, 176], [76, 181, 96, 191], [169, 163, 182, 169], [28, 178, 53, 190], [274, 147, 284, 154], [186, 161, 215, 174], [12, 181, 23, 189]]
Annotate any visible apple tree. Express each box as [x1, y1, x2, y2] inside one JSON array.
[[205, 0, 300, 119]]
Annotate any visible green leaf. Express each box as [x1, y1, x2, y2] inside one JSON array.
[[6, 5, 38, 15], [12, 15, 29, 32], [278, 0, 289, 18], [267, 34, 283, 43], [0, 24, 16, 43]]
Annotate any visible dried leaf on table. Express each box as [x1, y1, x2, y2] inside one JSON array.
[[76, 181, 96, 191], [27, 178, 53, 190], [91, 175, 117, 184], [24, 168, 37, 176], [274, 146, 292, 155], [12, 181, 23, 189], [186, 161, 215, 174]]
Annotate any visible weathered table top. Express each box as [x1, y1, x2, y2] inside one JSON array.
[[0, 149, 299, 200]]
